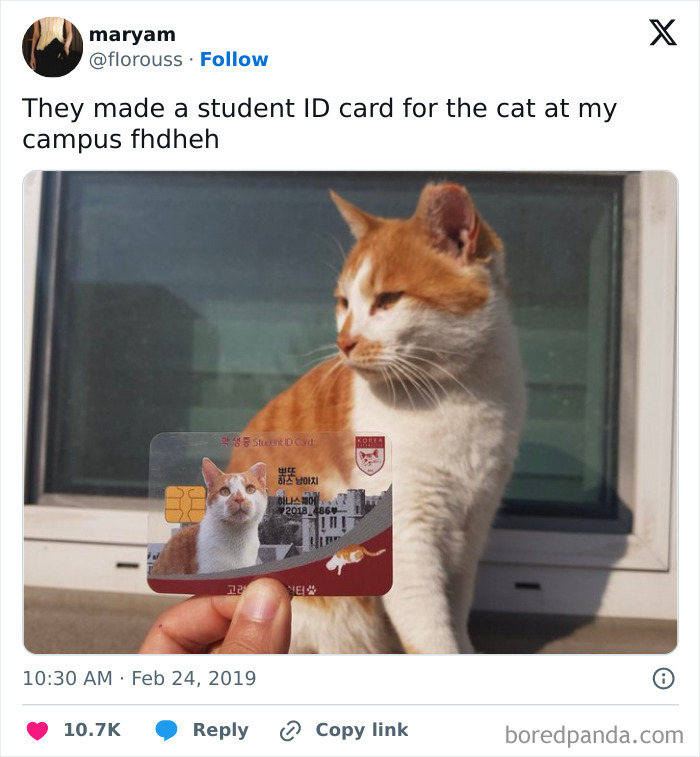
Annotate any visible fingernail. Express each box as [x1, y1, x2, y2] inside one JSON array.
[[239, 581, 280, 622]]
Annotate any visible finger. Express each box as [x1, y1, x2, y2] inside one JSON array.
[[139, 595, 241, 654], [215, 579, 291, 654]]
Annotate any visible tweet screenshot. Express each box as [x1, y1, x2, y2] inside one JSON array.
[[1, 0, 697, 755]]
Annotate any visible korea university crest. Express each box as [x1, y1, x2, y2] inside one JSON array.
[[355, 435, 386, 476]]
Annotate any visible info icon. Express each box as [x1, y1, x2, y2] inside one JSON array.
[[652, 668, 675, 690]]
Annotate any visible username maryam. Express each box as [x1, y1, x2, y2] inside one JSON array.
[[89, 29, 175, 45]]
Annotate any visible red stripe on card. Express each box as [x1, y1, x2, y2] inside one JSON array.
[[148, 528, 393, 597]]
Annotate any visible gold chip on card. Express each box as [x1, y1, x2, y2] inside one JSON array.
[[164, 485, 207, 523]]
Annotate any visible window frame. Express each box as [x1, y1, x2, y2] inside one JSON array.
[[484, 172, 676, 571], [23, 171, 677, 616]]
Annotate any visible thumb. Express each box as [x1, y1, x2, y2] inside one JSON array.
[[214, 579, 291, 654]]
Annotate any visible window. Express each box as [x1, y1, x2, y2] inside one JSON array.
[[26, 172, 629, 531]]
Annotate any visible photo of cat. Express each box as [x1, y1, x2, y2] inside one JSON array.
[[231, 183, 527, 653], [151, 459, 268, 575], [326, 545, 387, 576], [23, 171, 677, 655]]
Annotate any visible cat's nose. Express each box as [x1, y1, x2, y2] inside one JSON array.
[[337, 334, 358, 356], [232, 493, 245, 504]]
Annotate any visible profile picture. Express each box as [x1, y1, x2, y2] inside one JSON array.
[[22, 17, 83, 77]]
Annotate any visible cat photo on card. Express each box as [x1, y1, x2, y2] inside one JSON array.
[[147, 432, 393, 597]]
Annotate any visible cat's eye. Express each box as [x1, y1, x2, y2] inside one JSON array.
[[336, 295, 349, 309], [245, 484, 256, 494], [219, 487, 230, 496], [374, 291, 404, 310]]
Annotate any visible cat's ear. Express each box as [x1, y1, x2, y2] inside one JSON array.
[[415, 183, 484, 264], [201, 457, 223, 488], [330, 191, 380, 239], [248, 462, 267, 488]]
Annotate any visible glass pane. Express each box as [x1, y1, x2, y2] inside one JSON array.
[[35, 172, 622, 523]]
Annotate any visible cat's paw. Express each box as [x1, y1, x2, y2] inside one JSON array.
[[307, 585, 317, 596]]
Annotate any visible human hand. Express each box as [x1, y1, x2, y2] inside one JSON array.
[[30, 55, 36, 71], [139, 578, 292, 654], [63, 43, 70, 57]]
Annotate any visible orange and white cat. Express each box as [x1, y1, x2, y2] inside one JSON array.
[[151, 460, 267, 575], [327, 545, 387, 576], [233, 182, 526, 653]]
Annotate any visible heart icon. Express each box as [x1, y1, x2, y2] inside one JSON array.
[[27, 722, 48, 741]]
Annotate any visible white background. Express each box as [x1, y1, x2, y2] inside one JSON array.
[[2, 1, 698, 756]]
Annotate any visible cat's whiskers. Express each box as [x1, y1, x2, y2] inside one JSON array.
[[290, 343, 339, 357], [381, 366, 398, 409], [327, 232, 349, 263], [412, 369, 447, 413], [389, 356, 446, 412], [320, 355, 347, 403], [286, 342, 341, 371], [390, 359, 437, 407], [390, 354, 447, 401], [410, 345, 469, 358], [374, 361, 412, 411], [384, 361, 422, 411], [396, 350, 477, 401], [383, 350, 448, 411], [323, 260, 342, 278], [364, 354, 438, 410], [378, 364, 402, 410], [315, 231, 349, 267], [321, 354, 344, 374], [303, 351, 344, 371]]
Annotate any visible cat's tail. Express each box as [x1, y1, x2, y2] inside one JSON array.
[[361, 547, 387, 558]]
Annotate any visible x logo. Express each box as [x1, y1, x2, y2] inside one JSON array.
[[650, 19, 677, 46]]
